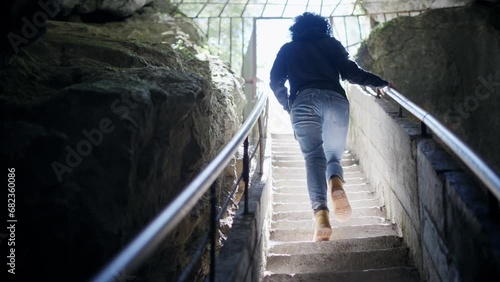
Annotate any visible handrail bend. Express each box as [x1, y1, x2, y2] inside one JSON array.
[[91, 91, 269, 282], [367, 86, 500, 201]]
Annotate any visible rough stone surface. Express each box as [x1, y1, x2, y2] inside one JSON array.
[[362, 0, 472, 14], [1, 1, 202, 68], [1, 9, 245, 282], [356, 4, 500, 174], [60, 0, 154, 18]]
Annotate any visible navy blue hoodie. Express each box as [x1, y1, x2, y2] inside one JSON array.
[[269, 29, 388, 112]]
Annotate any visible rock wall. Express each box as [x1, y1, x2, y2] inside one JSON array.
[[362, 0, 473, 14], [356, 3, 500, 174], [59, 0, 154, 18], [1, 1, 195, 66], [1, 3, 245, 282]]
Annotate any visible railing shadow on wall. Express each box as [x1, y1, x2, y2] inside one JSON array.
[[90, 90, 269, 282]]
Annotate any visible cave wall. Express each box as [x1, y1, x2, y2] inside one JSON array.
[[59, 0, 155, 18], [356, 3, 500, 174], [1, 1, 188, 64], [1, 2, 246, 281], [362, 0, 474, 14]]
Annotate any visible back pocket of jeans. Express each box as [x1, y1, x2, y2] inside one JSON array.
[[331, 98, 350, 127]]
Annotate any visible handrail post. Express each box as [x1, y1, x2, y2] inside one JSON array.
[[421, 121, 428, 136], [258, 116, 264, 175], [209, 183, 216, 282], [243, 137, 250, 214], [264, 98, 269, 140]]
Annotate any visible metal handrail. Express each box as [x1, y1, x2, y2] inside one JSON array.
[[368, 86, 500, 201], [91, 91, 269, 282]]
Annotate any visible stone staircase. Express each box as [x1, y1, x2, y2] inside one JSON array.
[[262, 133, 421, 282]]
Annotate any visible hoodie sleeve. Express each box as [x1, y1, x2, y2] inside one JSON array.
[[330, 39, 388, 88], [270, 44, 290, 113]]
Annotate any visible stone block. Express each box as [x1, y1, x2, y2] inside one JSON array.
[[386, 187, 423, 272], [422, 246, 440, 282], [444, 171, 500, 281], [416, 139, 458, 234], [422, 209, 451, 282], [214, 162, 272, 282]]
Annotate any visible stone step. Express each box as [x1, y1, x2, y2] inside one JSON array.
[[270, 223, 398, 242], [271, 150, 348, 156], [271, 147, 354, 159], [270, 139, 300, 143], [271, 142, 347, 148], [266, 247, 410, 274], [271, 134, 358, 144], [268, 236, 404, 255], [272, 198, 381, 212], [271, 134, 351, 145], [272, 159, 356, 167], [270, 142, 301, 148], [271, 141, 300, 145], [270, 148, 301, 154], [262, 267, 420, 282], [271, 136, 299, 141], [271, 142, 351, 151], [270, 138, 300, 143], [271, 136, 349, 147], [271, 146, 352, 154], [273, 190, 376, 203], [272, 164, 362, 177], [272, 184, 373, 195], [272, 153, 353, 159], [272, 207, 387, 221], [271, 217, 389, 230], [271, 154, 304, 159], [270, 133, 295, 139], [271, 215, 390, 230], [271, 152, 351, 158], [272, 164, 361, 171], [273, 178, 370, 188]]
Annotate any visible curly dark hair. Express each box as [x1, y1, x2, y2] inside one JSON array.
[[289, 12, 331, 39]]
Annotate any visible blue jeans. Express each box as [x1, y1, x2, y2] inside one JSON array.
[[290, 88, 350, 211]]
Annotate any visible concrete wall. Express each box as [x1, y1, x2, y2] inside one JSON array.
[[213, 147, 273, 282], [346, 85, 500, 282]]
